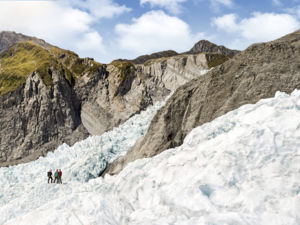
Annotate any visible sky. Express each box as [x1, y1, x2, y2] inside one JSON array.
[[0, 0, 299, 63]]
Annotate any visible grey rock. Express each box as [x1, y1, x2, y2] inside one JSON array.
[[135, 54, 212, 91], [186, 40, 240, 58], [0, 69, 88, 166], [102, 29, 300, 177], [77, 53, 216, 136], [0, 49, 224, 166]]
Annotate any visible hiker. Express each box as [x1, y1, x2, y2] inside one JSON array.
[[47, 169, 53, 183], [58, 169, 62, 184], [54, 169, 59, 183]]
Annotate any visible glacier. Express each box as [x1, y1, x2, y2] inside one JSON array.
[[1, 90, 300, 225]]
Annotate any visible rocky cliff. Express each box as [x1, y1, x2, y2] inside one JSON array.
[[102, 29, 300, 176], [0, 36, 101, 166], [0, 31, 231, 167], [135, 53, 228, 90]]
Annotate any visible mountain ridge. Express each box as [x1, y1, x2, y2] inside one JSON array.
[[119, 40, 239, 65], [0, 31, 233, 167], [0, 31, 53, 53]]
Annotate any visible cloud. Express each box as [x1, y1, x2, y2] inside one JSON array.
[[272, 0, 282, 6], [212, 0, 233, 7], [285, 5, 300, 19], [212, 12, 300, 48], [115, 10, 205, 56], [75, 31, 104, 58], [0, 0, 130, 62], [140, 0, 187, 14], [239, 13, 299, 41], [295, 7, 300, 18], [69, 0, 131, 19], [212, 13, 238, 32], [210, 0, 233, 11]]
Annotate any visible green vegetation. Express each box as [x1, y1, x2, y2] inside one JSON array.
[[49, 46, 102, 78], [143, 56, 170, 66], [70, 58, 85, 75], [206, 53, 229, 68], [131, 50, 178, 64], [111, 60, 135, 82], [0, 42, 56, 95], [0, 41, 228, 97], [0, 41, 102, 96]]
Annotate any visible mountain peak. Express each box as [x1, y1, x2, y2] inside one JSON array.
[[0, 31, 52, 53], [186, 39, 240, 58]]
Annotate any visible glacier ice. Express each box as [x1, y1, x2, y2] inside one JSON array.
[[1, 90, 300, 225]]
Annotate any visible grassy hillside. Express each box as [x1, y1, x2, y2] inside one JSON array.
[[110, 60, 135, 82], [0, 41, 101, 96], [0, 41, 230, 97], [205, 53, 229, 68]]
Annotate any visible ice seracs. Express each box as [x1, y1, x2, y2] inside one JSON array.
[[1, 90, 300, 225]]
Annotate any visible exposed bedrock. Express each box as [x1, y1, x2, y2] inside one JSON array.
[[102, 29, 300, 176]]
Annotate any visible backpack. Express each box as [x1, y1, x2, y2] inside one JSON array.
[[54, 171, 59, 178]]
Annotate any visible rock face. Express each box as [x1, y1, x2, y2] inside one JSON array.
[[102, 29, 300, 176], [135, 53, 227, 90], [0, 31, 231, 167], [76, 53, 225, 136], [0, 70, 88, 166], [75, 62, 169, 136], [186, 40, 240, 58]]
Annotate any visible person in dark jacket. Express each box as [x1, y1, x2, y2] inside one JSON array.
[[47, 169, 53, 183], [54, 169, 59, 183]]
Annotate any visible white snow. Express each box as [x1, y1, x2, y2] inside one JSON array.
[[1, 90, 300, 225]]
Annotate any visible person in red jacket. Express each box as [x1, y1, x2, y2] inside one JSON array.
[[58, 169, 62, 184]]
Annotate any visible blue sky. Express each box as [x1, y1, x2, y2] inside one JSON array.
[[0, 0, 299, 63]]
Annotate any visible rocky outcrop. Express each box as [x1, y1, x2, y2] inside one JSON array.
[[76, 62, 169, 136], [135, 53, 228, 90], [102, 29, 300, 177], [0, 70, 88, 166], [0, 31, 52, 53], [76, 52, 225, 136], [186, 40, 240, 58], [0, 31, 232, 167]]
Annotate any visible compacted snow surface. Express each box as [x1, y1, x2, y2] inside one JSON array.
[[1, 90, 300, 225]]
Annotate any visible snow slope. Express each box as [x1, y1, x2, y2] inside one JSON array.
[[1, 90, 300, 225]]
